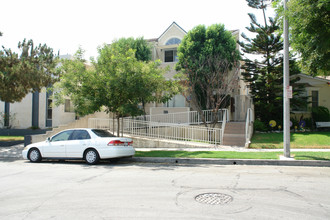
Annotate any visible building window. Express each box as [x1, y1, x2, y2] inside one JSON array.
[[165, 38, 181, 45], [165, 50, 178, 62], [47, 99, 52, 120], [311, 91, 319, 108], [65, 99, 75, 112]]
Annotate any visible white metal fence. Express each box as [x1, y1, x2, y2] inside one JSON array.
[[131, 109, 228, 125], [245, 108, 254, 146], [89, 117, 223, 145]]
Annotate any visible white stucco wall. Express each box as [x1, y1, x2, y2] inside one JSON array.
[[52, 104, 75, 127], [9, 94, 33, 128], [38, 91, 47, 128]]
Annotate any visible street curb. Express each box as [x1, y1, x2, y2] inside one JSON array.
[[130, 157, 330, 167]]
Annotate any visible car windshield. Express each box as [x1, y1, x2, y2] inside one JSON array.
[[91, 129, 116, 138]]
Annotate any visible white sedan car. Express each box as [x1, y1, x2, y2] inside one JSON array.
[[22, 128, 135, 165]]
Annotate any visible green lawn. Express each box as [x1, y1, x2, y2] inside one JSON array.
[[135, 151, 330, 161], [0, 136, 24, 141], [293, 152, 330, 160], [249, 132, 330, 149]]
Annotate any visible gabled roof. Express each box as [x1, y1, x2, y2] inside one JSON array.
[[158, 22, 187, 41], [297, 73, 330, 83], [146, 22, 240, 43]]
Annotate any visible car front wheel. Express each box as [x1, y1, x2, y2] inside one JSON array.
[[28, 148, 42, 163], [84, 149, 99, 165]]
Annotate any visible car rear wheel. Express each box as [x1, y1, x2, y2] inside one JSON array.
[[28, 148, 42, 163], [84, 149, 99, 165]]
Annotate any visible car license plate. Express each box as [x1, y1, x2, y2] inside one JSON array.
[[124, 142, 128, 146]]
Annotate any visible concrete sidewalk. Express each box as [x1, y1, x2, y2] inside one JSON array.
[[1, 144, 330, 167], [136, 147, 330, 152], [0, 144, 24, 159]]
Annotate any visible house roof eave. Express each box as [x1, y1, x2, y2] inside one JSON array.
[[158, 22, 187, 42]]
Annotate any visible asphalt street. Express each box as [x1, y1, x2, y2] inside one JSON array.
[[0, 159, 329, 219]]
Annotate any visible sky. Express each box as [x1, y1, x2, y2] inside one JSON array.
[[0, 0, 275, 60]]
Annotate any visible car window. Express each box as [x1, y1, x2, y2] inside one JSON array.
[[51, 130, 74, 142], [70, 130, 91, 140], [91, 129, 115, 137]]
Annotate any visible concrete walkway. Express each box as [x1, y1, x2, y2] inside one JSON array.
[[1, 144, 330, 167]]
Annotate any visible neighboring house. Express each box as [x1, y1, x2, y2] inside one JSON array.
[[0, 55, 76, 129], [0, 90, 76, 129], [291, 73, 330, 120], [145, 22, 251, 121]]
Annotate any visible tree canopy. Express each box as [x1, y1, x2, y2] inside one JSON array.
[[53, 48, 98, 116], [274, 0, 330, 76], [55, 38, 179, 120], [113, 37, 152, 62], [94, 41, 178, 117], [0, 38, 59, 103], [176, 23, 240, 126]]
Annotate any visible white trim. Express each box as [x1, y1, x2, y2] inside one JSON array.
[[158, 22, 187, 42], [306, 87, 320, 91], [158, 44, 180, 49]]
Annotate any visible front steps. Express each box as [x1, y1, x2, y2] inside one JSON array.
[[222, 122, 246, 147]]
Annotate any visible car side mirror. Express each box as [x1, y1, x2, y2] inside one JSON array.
[[46, 137, 51, 142]]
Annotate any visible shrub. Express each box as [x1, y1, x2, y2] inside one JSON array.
[[0, 112, 16, 129], [304, 117, 313, 129], [312, 106, 330, 122], [254, 119, 268, 132]]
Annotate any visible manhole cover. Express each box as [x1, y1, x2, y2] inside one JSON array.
[[195, 193, 233, 205]]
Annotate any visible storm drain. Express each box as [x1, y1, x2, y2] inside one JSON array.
[[195, 193, 233, 205]]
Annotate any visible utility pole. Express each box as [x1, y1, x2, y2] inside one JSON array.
[[283, 0, 291, 157]]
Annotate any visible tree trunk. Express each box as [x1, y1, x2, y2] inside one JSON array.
[[117, 116, 120, 137], [121, 117, 124, 137], [191, 92, 208, 128], [142, 99, 148, 134], [113, 114, 115, 135]]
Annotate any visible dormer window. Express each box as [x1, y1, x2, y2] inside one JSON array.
[[165, 38, 181, 45]]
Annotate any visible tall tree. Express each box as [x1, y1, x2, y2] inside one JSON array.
[[274, 0, 329, 76], [176, 24, 240, 127], [240, 0, 303, 127], [0, 39, 59, 103]]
